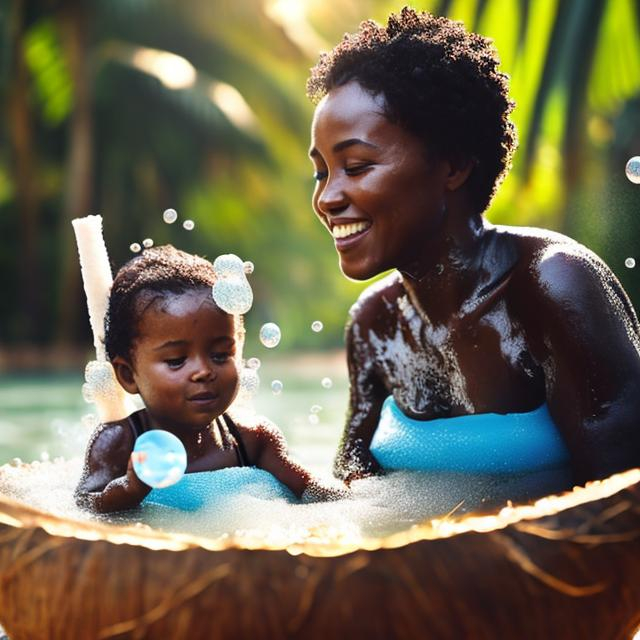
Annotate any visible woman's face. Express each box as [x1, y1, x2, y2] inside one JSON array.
[[309, 81, 451, 281]]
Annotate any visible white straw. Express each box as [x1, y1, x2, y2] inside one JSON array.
[[72, 215, 136, 422]]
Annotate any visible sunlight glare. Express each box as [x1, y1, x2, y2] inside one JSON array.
[[264, 0, 328, 57], [131, 48, 196, 90], [208, 82, 258, 132]]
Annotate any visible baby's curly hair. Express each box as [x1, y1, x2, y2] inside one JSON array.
[[306, 7, 517, 214], [105, 245, 224, 362]]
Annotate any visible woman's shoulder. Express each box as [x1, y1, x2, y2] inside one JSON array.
[[498, 224, 636, 322], [347, 271, 404, 327]]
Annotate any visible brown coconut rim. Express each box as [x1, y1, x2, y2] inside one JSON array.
[[0, 465, 638, 557]]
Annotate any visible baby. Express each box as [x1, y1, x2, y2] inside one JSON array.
[[75, 245, 343, 513]]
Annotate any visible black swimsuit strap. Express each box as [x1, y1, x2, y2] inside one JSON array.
[[221, 413, 249, 467]]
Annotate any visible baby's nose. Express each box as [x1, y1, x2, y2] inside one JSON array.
[[190, 361, 213, 382]]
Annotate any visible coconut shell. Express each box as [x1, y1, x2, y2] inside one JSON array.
[[0, 470, 639, 640]]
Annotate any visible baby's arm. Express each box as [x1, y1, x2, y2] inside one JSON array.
[[248, 420, 348, 501], [75, 423, 151, 513]]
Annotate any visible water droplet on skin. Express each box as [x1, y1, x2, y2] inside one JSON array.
[[308, 414, 320, 425], [625, 257, 636, 269], [321, 377, 333, 389], [142, 238, 154, 249], [163, 208, 178, 224], [243, 261, 254, 275], [247, 357, 261, 370], [311, 320, 323, 332], [259, 323, 281, 348], [183, 219, 195, 231], [130, 243, 141, 253], [271, 379, 283, 395], [625, 156, 640, 184], [310, 404, 322, 413]]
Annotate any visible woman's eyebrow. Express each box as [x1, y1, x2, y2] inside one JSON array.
[[309, 138, 379, 157]]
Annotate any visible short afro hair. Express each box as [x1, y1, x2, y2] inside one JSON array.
[[306, 7, 517, 214], [105, 245, 218, 362]]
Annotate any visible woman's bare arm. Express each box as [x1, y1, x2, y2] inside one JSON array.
[[524, 246, 640, 483]]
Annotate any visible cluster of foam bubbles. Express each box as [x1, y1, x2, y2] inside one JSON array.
[[0, 456, 571, 543], [211, 254, 253, 315], [81, 361, 122, 405]]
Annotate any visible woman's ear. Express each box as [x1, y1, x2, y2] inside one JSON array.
[[444, 156, 475, 191], [112, 357, 139, 395]]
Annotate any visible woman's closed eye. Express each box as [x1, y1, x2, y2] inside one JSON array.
[[345, 163, 372, 176]]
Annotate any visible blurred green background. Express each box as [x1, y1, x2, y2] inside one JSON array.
[[1, 0, 640, 369]]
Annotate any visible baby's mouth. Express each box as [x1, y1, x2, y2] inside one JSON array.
[[188, 391, 218, 403]]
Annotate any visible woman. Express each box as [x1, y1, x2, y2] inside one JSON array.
[[307, 8, 640, 487]]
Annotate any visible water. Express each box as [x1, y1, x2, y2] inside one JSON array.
[[0, 354, 348, 472], [0, 355, 565, 542]]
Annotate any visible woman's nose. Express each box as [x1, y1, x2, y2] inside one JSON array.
[[316, 175, 348, 215]]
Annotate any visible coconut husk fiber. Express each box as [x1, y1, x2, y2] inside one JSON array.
[[0, 469, 639, 640]]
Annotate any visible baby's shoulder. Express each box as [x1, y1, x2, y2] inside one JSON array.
[[229, 412, 287, 451], [347, 272, 403, 329]]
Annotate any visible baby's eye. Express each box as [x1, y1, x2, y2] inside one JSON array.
[[164, 357, 186, 369], [211, 352, 231, 364], [313, 170, 328, 181]]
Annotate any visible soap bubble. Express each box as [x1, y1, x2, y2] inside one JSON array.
[[321, 377, 333, 389], [239, 367, 260, 397], [310, 404, 322, 414], [271, 379, 283, 395], [131, 430, 187, 488], [163, 208, 178, 224], [259, 323, 281, 348], [246, 357, 261, 370], [213, 254, 244, 279], [308, 414, 320, 425], [211, 254, 254, 315], [311, 321, 324, 332], [130, 243, 141, 253], [183, 219, 195, 231], [142, 238, 154, 249], [625, 156, 640, 184], [243, 261, 254, 274], [625, 257, 636, 269]]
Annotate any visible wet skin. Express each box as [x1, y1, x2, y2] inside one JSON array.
[[310, 82, 640, 485], [75, 289, 330, 513]]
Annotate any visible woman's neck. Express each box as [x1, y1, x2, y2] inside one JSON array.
[[399, 214, 512, 325]]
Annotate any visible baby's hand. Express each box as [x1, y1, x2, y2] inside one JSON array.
[[126, 453, 152, 495], [301, 480, 350, 503]]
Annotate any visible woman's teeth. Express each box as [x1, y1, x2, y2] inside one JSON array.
[[332, 222, 370, 239]]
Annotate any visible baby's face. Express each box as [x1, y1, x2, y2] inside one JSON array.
[[128, 288, 239, 431]]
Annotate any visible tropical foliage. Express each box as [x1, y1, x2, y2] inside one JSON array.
[[2, 0, 640, 361]]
